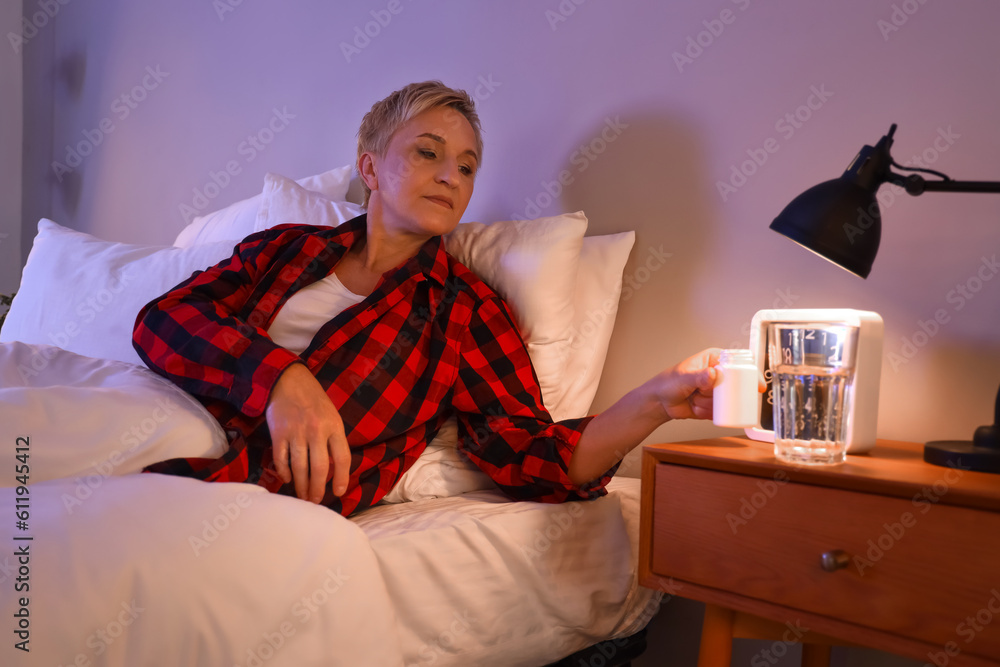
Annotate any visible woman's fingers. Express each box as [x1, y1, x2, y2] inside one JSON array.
[[308, 439, 331, 503], [329, 433, 352, 497], [272, 438, 292, 485], [272, 426, 341, 503], [289, 436, 312, 501]]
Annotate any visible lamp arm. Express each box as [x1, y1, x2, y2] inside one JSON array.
[[887, 172, 1000, 196], [886, 164, 1000, 456]]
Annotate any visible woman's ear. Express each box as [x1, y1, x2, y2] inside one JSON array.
[[358, 152, 378, 193]]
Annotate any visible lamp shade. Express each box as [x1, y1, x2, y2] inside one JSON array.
[[769, 178, 881, 278]]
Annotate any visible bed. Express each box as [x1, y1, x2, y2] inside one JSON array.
[[0, 165, 659, 666]]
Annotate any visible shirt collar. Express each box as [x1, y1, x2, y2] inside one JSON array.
[[333, 214, 450, 288]]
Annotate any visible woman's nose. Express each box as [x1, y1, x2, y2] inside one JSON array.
[[435, 159, 459, 185]]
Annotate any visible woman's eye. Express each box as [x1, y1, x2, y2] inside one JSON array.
[[419, 149, 436, 159], [460, 165, 473, 176]]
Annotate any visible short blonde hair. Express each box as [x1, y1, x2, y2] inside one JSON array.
[[357, 80, 483, 207]]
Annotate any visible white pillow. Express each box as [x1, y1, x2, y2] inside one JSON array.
[[558, 231, 636, 419], [379, 417, 494, 504], [173, 165, 353, 247], [0, 219, 236, 366], [255, 171, 366, 234]]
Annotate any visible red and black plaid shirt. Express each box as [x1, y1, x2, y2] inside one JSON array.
[[133, 215, 614, 516]]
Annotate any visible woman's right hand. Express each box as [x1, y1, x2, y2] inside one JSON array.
[[265, 363, 351, 503]]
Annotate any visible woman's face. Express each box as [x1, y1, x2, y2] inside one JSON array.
[[364, 105, 479, 238]]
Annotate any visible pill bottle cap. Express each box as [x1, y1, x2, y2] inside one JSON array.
[[719, 349, 754, 365]]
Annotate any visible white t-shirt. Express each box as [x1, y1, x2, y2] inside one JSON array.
[[267, 271, 367, 355]]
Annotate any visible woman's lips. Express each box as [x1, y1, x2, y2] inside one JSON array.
[[425, 196, 453, 209]]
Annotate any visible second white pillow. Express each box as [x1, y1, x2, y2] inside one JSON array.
[[174, 165, 354, 247], [254, 172, 366, 234]]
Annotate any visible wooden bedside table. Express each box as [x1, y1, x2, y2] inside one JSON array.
[[639, 437, 1000, 667]]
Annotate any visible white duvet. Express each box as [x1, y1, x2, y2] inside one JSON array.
[[0, 342, 658, 666]]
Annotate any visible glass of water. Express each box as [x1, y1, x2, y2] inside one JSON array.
[[767, 322, 859, 465]]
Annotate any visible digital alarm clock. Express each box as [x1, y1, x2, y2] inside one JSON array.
[[743, 308, 884, 453]]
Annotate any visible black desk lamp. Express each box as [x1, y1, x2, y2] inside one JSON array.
[[769, 123, 1000, 473]]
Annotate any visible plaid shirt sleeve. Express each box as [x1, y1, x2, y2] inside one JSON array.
[[132, 228, 304, 419], [451, 293, 617, 503]]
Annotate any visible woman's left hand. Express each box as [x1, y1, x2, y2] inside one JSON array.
[[652, 347, 722, 421]]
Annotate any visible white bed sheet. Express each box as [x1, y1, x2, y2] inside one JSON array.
[[354, 477, 658, 667], [0, 342, 659, 666], [0, 474, 404, 667]]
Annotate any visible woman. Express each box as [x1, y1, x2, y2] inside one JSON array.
[[134, 81, 728, 517]]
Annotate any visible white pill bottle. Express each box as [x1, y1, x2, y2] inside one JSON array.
[[712, 348, 758, 428]]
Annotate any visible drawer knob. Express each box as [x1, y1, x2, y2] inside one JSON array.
[[820, 549, 851, 572]]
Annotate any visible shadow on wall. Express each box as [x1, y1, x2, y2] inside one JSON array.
[[563, 111, 718, 351], [52, 48, 88, 218], [556, 112, 725, 472]]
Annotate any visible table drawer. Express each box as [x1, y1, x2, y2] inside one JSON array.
[[652, 463, 1000, 659]]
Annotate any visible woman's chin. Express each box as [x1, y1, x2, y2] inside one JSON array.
[[419, 213, 461, 237]]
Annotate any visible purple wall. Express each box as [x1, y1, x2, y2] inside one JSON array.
[[20, 0, 1000, 472]]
